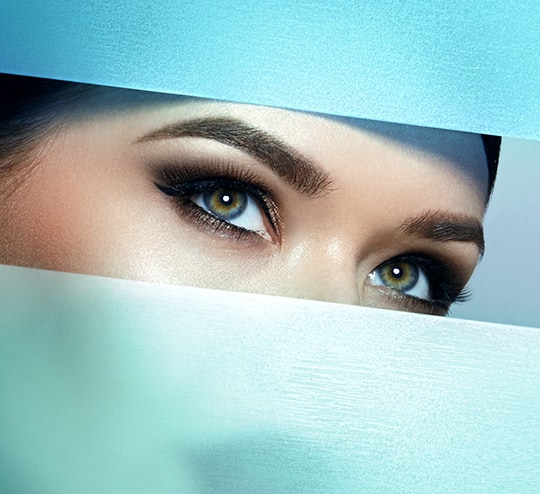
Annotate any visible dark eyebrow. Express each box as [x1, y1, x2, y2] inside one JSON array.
[[399, 210, 485, 257], [137, 117, 333, 197]]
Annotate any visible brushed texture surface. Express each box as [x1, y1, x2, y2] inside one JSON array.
[[1, 1, 539, 138], [0, 265, 538, 492]]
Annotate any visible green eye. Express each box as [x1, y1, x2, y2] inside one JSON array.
[[377, 261, 419, 291], [368, 258, 430, 300], [192, 184, 271, 240], [202, 187, 247, 220]]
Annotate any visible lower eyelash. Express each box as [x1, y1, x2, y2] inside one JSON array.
[[401, 293, 451, 316], [154, 165, 281, 241], [385, 254, 471, 315], [177, 198, 261, 241]]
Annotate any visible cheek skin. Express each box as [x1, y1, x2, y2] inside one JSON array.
[[0, 174, 116, 274], [0, 126, 152, 276]]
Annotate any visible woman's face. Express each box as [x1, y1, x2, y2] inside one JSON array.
[[0, 88, 488, 315]]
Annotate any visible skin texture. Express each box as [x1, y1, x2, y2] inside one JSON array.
[[0, 88, 488, 314]]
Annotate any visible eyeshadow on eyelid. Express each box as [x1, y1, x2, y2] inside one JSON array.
[[138, 117, 334, 197]]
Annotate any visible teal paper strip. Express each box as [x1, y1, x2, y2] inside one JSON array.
[[1, 265, 538, 493], [1, 1, 539, 139]]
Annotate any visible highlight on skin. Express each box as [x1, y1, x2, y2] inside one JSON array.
[[0, 76, 498, 316]]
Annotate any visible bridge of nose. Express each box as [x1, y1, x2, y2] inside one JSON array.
[[276, 236, 363, 306]]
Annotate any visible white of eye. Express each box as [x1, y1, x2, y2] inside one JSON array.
[[368, 262, 431, 300], [193, 190, 271, 240]]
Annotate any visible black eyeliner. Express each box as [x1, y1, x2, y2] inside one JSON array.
[[153, 160, 282, 241]]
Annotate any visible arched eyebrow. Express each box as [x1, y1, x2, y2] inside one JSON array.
[[400, 210, 485, 258], [137, 117, 334, 197]]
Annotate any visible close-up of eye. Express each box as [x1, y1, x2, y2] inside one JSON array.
[[367, 255, 469, 314], [155, 169, 280, 243], [191, 186, 270, 240]]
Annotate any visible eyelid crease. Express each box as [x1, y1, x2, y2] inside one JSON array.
[[399, 209, 485, 258], [137, 116, 334, 198]]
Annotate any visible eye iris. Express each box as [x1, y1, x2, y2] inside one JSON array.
[[379, 261, 419, 291], [203, 187, 247, 220]]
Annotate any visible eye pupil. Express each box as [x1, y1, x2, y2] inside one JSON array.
[[391, 266, 403, 279], [220, 193, 233, 205]]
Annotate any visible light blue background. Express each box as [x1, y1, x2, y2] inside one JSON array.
[[1, 1, 539, 139]]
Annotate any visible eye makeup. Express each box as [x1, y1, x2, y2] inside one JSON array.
[[153, 160, 282, 244], [368, 253, 471, 316], [148, 154, 474, 316]]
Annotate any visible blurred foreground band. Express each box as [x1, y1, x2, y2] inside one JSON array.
[[0, 265, 538, 493]]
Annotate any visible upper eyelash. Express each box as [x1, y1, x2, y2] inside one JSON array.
[[154, 160, 276, 194], [154, 162, 281, 238]]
